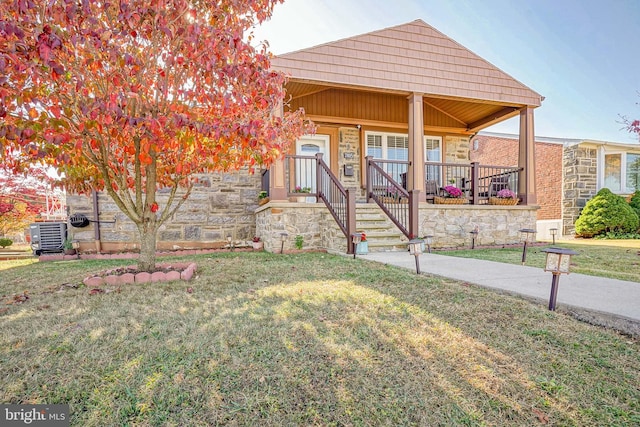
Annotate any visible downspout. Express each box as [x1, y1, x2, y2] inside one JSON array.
[[92, 190, 102, 253]]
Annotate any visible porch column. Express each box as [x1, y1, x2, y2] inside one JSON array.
[[518, 106, 537, 205], [269, 100, 287, 200], [408, 93, 425, 202]]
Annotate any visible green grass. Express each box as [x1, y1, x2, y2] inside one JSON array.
[[1, 252, 639, 426], [436, 242, 640, 282]]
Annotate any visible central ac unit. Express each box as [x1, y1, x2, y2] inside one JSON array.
[[29, 222, 67, 255]]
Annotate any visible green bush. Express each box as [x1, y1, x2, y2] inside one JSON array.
[[629, 190, 640, 219], [575, 188, 639, 237], [0, 238, 13, 248]]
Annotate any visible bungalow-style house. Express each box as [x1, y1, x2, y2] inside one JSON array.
[[473, 131, 640, 238], [68, 20, 543, 254]]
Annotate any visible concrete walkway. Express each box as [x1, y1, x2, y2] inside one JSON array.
[[363, 251, 640, 323]]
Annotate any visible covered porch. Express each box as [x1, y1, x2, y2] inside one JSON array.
[[259, 20, 542, 253]]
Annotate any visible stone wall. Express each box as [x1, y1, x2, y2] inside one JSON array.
[[338, 127, 366, 199], [562, 145, 597, 236], [255, 202, 348, 254], [445, 136, 470, 162], [419, 204, 538, 248], [66, 169, 262, 252], [255, 201, 538, 253]]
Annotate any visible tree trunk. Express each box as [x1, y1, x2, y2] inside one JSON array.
[[137, 223, 158, 272]]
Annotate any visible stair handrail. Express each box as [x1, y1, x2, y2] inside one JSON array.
[[366, 156, 413, 238], [316, 153, 356, 254]]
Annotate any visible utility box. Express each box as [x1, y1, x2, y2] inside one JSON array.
[[29, 222, 67, 255]]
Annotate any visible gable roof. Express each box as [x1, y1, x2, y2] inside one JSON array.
[[272, 19, 542, 107]]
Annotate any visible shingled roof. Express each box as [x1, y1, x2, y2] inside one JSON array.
[[271, 19, 542, 107]]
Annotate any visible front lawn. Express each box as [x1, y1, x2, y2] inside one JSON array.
[[437, 242, 640, 282], [1, 253, 639, 426]]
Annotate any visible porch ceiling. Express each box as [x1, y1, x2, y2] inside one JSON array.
[[284, 80, 521, 133]]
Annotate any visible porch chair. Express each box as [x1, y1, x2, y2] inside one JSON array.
[[425, 179, 438, 203], [488, 175, 511, 197]]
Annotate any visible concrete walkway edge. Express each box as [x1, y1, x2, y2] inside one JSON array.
[[361, 251, 640, 326]]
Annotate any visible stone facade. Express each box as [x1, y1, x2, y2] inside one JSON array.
[[255, 201, 537, 253], [419, 204, 538, 248], [445, 136, 470, 163], [255, 202, 348, 254], [66, 169, 262, 253], [338, 127, 366, 199], [562, 145, 597, 236]]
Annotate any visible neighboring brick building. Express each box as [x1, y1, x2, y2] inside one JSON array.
[[472, 132, 563, 221], [472, 131, 640, 236]]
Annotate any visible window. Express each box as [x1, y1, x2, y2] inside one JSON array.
[[425, 137, 442, 183], [604, 154, 621, 192], [366, 132, 409, 182], [366, 132, 443, 184], [626, 153, 640, 192], [602, 151, 640, 193]]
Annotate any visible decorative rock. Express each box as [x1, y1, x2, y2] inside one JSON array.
[[181, 267, 194, 281], [119, 273, 135, 284], [135, 272, 152, 283], [104, 275, 120, 285], [151, 271, 166, 283], [84, 276, 104, 287], [165, 271, 181, 282]]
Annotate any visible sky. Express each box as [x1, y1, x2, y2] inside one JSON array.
[[252, 0, 640, 143]]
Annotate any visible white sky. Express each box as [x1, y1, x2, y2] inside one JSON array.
[[253, 0, 640, 143]]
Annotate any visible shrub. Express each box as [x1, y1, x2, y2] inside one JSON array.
[[575, 188, 639, 237], [0, 238, 12, 248], [294, 235, 303, 250], [629, 190, 640, 219]]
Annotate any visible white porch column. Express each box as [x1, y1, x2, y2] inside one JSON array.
[[269, 100, 287, 200], [518, 106, 537, 205], [408, 93, 425, 202]]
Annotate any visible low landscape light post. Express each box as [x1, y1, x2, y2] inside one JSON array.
[[72, 240, 80, 259], [227, 235, 233, 252], [423, 235, 433, 253], [541, 247, 578, 311], [280, 232, 288, 254], [550, 227, 558, 245], [351, 232, 363, 259], [408, 238, 424, 274], [469, 226, 479, 249], [519, 228, 536, 265]]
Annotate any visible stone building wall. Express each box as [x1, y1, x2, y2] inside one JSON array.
[[255, 202, 538, 253], [338, 127, 366, 199], [419, 204, 538, 248], [255, 202, 348, 254], [562, 145, 597, 236], [66, 169, 262, 253], [445, 136, 470, 163]]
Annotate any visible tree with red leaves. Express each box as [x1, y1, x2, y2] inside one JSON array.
[[0, 169, 50, 237], [0, 0, 309, 270]]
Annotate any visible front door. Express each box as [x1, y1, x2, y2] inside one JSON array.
[[296, 135, 330, 201]]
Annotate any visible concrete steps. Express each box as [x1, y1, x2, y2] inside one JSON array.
[[355, 204, 408, 252]]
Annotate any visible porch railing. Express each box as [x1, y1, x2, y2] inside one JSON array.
[[403, 161, 521, 205], [366, 157, 415, 238], [285, 154, 356, 254]]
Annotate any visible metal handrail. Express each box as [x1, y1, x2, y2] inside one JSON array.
[[285, 153, 356, 253], [366, 157, 411, 238], [316, 155, 356, 253]]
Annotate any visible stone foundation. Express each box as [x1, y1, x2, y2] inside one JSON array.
[[255, 202, 348, 254], [419, 204, 538, 248], [256, 201, 538, 252]]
